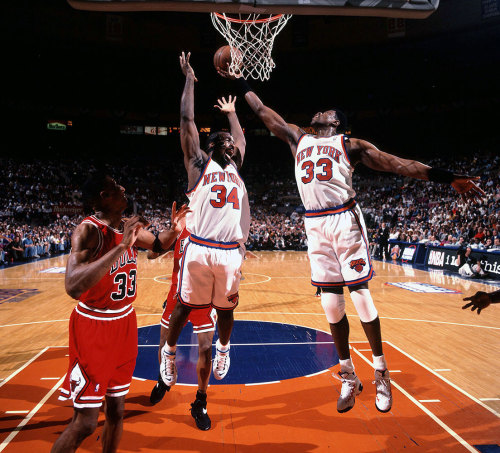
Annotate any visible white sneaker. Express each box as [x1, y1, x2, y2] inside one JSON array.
[[160, 349, 177, 387], [213, 346, 230, 380], [373, 369, 392, 412], [335, 371, 363, 413]]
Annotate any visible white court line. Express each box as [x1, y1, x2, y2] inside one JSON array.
[[480, 398, 500, 402], [2, 314, 497, 331], [138, 341, 336, 347], [40, 377, 60, 380], [419, 399, 441, 403], [357, 349, 372, 352], [386, 340, 500, 418], [352, 346, 478, 453], [0, 376, 65, 452], [0, 348, 49, 389], [5, 411, 29, 414], [305, 369, 330, 378], [434, 369, 452, 372], [389, 370, 402, 373], [246, 381, 280, 386]]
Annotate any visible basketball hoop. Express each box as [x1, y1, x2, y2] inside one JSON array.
[[210, 12, 291, 81]]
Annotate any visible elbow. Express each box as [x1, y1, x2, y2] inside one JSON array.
[[65, 282, 82, 300]]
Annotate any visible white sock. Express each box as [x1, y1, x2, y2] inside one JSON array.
[[339, 358, 354, 374], [216, 339, 230, 352], [163, 344, 176, 355], [373, 354, 387, 371]]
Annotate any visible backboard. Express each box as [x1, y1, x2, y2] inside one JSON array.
[[68, 0, 440, 19]]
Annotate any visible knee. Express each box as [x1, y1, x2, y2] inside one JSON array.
[[73, 416, 98, 440], [198, 338, 213, 357], [320, 291, 346, 324], [349, 288, 378, 322], [105, 401, 125, 425]]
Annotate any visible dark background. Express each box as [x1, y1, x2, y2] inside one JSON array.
[[1, 0, 499, 165]]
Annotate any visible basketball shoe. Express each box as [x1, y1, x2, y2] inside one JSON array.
[[190, 392, 211, 431], [335, 371, 363, 413], [149, 373, 171, 405], [213, 342, 230, 380], [373, 369, 392, 412], [160, 348, 177, 387]]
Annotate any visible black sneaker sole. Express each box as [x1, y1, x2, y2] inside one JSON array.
[[149, 381, 170, 405], [191, 411, 211, 430], [375, 403, 392, 413]]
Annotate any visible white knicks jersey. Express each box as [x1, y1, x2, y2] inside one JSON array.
[[185, 157, 250, 244], [294, 134, 356, 211]]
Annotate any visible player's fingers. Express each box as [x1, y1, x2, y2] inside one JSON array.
[[477, 308, 482, 315], [222, 96, 227, 104]]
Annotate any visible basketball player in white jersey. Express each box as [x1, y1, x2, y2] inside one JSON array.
[[224, 75, 484, 413], [161, 53, 250, 411]]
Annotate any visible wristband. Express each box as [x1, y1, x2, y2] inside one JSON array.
[[427, 168, 455, 184], [152, 234, 164, 254], [234, 77, 253, 96]]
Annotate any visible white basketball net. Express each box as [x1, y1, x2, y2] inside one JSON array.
[[210, 13, 292, 81]]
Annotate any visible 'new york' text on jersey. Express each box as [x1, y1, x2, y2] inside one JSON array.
[[185, 158, 250, 244]]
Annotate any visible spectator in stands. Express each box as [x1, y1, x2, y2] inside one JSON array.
[[5, 235, 24, 262]]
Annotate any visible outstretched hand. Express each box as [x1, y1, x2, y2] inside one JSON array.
[[214, 95, 237, 114], [170, 201, 191, 234], [179, 51, 198, 82], [462, 291, 491, 314], [451, 176, 485, 203]]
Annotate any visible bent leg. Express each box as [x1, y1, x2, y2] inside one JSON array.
[[51, 407, 99, 453]]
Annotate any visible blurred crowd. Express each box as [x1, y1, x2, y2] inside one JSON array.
[[1, 150, 499, 265]]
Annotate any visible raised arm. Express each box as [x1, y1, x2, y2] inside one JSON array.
[[244, 89, 302, 155], [65, 216, 146, 299], [347, 137, 485, 203], [214, 95, 246, 167], [179, 52, 208, 184]]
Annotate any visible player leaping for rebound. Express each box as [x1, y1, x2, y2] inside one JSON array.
[[160, 52, 250, 420], [219, 72, 485, 414], [148, 217, 216, 431]]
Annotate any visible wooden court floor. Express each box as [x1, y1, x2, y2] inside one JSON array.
[[0, 251, 499, 452]]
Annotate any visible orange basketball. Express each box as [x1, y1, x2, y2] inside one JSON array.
[[213, 45, 241, 76]]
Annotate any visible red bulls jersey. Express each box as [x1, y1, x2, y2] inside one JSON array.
[[295, 134, 356, 210], [78, 216, 138, 310], [171, 227, 190, 287]]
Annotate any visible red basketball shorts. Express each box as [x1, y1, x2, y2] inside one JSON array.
[[59, 303, 138, 408], [161, 285, 216, 334]]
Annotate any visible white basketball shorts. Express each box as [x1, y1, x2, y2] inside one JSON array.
[[304, 201, 374, 288], [177, 235, 244, 310]]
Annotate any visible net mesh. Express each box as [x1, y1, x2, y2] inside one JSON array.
[[210, 13, 292, 81]]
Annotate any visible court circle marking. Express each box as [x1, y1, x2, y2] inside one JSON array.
[[240, 273, 271, 285], [153, 272, 271, 285], [153, 275, 172, 284]]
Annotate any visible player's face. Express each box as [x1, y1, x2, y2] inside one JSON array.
[[212, 133, 235, 166], [103, 177, 127, 210], [311, 110, 338, 128]]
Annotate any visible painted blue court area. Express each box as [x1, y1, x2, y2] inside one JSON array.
[[134, 320, 339, 385]]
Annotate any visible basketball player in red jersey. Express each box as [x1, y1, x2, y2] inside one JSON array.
[[52, 172, 189, 453], [221, 73, 485, 414], [148, 217, 216, 431]]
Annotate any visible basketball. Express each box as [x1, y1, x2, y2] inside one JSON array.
[[213, 45, 242, 77]]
